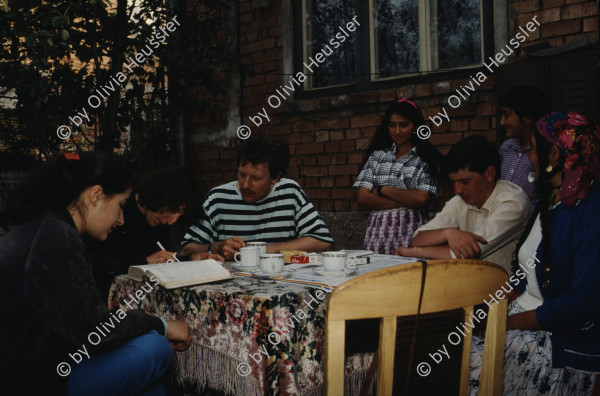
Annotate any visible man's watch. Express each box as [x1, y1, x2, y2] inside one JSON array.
[[207, 243, 213, 255], [376, 185, 383, 196]]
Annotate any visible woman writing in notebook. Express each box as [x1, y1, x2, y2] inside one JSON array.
[[0, 152, 190, 395]]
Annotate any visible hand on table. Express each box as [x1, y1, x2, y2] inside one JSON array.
[[166, 320, 190, 351], [190, 252, 225, 263], [444, 229, 487, 259], [147, 250, 177, 264], [395, 246, 415, 256], [213, 237, 245, 260]]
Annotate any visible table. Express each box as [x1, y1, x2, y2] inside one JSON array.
[[108, 255, 417, 395]]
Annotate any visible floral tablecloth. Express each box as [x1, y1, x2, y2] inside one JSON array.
[[108, 275, 374, 396]]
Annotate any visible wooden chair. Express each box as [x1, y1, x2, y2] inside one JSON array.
[[324, 259, 508, 396]]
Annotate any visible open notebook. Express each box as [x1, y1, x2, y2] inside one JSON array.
[[127, 259, 232, 289]]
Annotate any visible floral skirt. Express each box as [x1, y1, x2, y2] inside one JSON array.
[[363, 208, 428, 255], [469, 300, 597, 395]]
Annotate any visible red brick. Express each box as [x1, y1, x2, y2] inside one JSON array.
[[512, 0, 540, 13], [325, 140, 355, 153], [380, 90, 396, 102], [315, 131, 329, 142], [364, 91, 380, 103], [320, 177, 334, 188], [414, 84, 433, 97], [470, 118, 490, 130], [539, 7, 562, 23], [363, 127, 377, 138], [541, 20, 582, 38], [319, 200, 333, 211], [318, 155, 331, 166], [296, 143, 324, 155], [329, 164, 359, 176], [335, 176, 352, 187], [450, 119, 469, 132], [302, 156, 316, 166], [433, 81, 452, 95], [346, 129, 361, 139], [479, 102, 497, 116], [330, 131, 345, 141], [543, 0, 564, 7], [351, 115, 382, 128], [300, 166, 328, 177], [288, 133, 314, 144], [396, 86, 414, 99], [563, 2, 598, 19], [348, 152, 364, 164], [320, 118, 350, 129], [304, 177, 319, 188], [356, 138, 371, 150], [331, 188, 354, 199], [583, 16, 598, 32], [306, 189, 331, 200]]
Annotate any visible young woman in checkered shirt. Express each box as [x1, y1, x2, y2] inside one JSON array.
[[353, 99, 442, 254]]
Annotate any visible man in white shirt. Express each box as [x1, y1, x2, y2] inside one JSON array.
[[395, 135, 532, 274]]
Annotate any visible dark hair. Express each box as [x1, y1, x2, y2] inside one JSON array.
[[135, 167, 197, 212], [236, 134, 289, 179], [499, 85, 552, 121], [1, 152, 131, 227], [368, 100, 443, 176], [510, 125, 566, 286], [443, 135, 500, 179]]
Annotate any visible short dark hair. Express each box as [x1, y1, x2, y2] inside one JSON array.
[[499, 84, 552, 121], [135, 167, 197, 212], [236, 134, 289, 179], [443, 135, 500, 179]]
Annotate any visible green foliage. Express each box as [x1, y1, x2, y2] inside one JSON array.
[[0, 0, 227, 170]]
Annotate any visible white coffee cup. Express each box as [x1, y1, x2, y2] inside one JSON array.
[[322, 251, 356, 272], [234, 246, 261, 267], [247, 241, 267, 255], [259, 253, 285, 274]]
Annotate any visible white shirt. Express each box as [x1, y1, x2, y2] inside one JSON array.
[[515, 213, 544, 310], [415, 180, 533, 273]]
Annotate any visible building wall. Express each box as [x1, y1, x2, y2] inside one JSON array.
[[186, 0, 598, 249]]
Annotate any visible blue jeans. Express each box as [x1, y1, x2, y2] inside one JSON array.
[[68, 331, 173, 396]]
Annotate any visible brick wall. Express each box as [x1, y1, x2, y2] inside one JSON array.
[[186, 0, 598, 229]]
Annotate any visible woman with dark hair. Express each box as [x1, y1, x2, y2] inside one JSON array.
[[0, 152, 190, 396], [353, 99, 442, 254], [469, 112, 600, 395], [86, 166, 224, 297]]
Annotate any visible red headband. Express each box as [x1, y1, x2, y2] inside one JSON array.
[[397, 98, 418, 110]]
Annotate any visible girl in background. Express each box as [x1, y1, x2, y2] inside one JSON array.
[[0, 152, 190, 396], [353, 99, 442, 254]]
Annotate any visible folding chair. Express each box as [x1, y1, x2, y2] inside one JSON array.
[[324, 259, 508, 396]]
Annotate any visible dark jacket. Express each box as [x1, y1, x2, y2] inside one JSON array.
[[531, 183, 600, 371], [0, 209, 164, 395]]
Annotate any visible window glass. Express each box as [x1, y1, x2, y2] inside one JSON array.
[[436, 0, 482, 69], [304, 0, 358, 88], [374, 0, 419, 78]]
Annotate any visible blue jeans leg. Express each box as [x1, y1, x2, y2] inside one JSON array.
[[68, 330, 173, 396]]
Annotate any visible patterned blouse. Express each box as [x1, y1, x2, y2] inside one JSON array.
[[353, 144, 437, 197]]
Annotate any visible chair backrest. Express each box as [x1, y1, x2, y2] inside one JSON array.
[[324, 259, 508, 396]]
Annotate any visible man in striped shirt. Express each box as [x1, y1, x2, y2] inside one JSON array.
[[180, 135, 333, 260]]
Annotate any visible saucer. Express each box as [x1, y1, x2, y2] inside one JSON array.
[[313, 267, 357, 277], [250, 269, 294, 277], [231, 263, 260, 271]]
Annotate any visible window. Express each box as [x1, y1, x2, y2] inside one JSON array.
[[294, 0, 492, 90]]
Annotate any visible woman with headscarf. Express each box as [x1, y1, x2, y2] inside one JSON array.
[[469, 112, 600, 395]]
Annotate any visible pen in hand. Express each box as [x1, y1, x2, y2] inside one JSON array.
[[156, 241, 180, 262]]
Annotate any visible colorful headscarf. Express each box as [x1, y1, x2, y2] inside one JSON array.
[[536, 111, 600, 205]]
